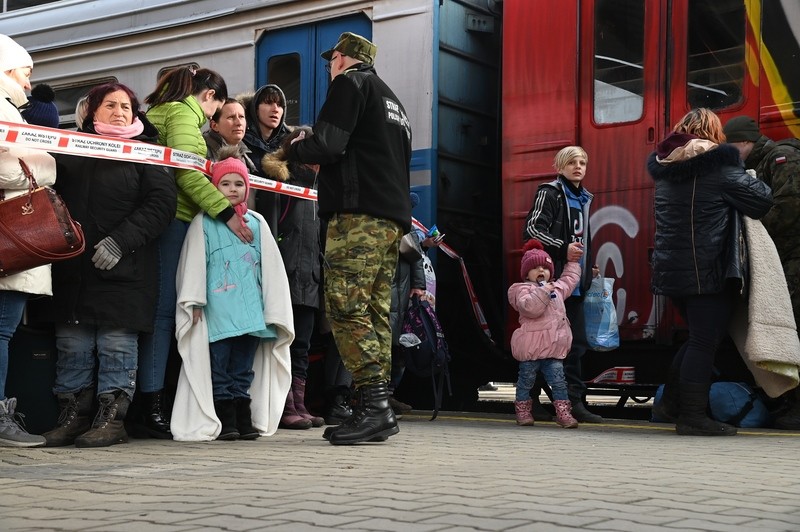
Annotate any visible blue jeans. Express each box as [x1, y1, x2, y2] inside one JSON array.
[[54, 324, 138, 399], [138, 218, 188, 393], [210, 335, 259, 401], [516, 358, 568, 402], [0, 290, 28, 400]]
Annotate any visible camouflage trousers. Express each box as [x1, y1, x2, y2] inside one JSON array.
[[324, 213, 402, 387]]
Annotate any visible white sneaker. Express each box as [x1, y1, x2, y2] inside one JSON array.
[[0, 398, 46, 447]]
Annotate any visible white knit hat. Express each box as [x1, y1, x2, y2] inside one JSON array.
[[0, 34, 33, 72]]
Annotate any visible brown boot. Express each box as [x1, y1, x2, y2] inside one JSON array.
[[292, 377, 324, 427], [43, 387, 94, 447], [279, 388, 312, 430], [74, 392, 130, 448]]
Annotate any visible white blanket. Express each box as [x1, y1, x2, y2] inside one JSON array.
[[171, 212, 294, 441], [729, 217, 800, 398]]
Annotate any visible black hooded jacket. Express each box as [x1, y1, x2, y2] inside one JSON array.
[[647, 143, 773, 297], [286, 63, 412, 231]]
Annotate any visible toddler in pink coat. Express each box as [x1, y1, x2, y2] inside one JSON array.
[[508, 239, 584, 427]]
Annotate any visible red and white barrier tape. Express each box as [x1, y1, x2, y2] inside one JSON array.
[[0, 120, 491, 340], [0, 121, 317, 201], [411, 218, 493, 341]]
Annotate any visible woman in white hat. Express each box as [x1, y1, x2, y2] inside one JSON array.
[[0, 34, 57, 447]]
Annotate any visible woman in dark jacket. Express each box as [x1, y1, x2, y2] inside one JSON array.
[[44, 82, 177, 448], [261, 126, 323, 430], [647, 108, 773, 436]]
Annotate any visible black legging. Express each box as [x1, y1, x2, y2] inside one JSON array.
[[671, 285, 737, 385]]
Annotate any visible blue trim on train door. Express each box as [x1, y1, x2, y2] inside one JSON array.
[[256, 15, 371, 125]]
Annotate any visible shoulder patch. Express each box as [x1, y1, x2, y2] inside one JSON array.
[[775, 156, 787, 164]]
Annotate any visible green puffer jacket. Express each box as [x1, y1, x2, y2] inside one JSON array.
[[146, 96, 231, 222]]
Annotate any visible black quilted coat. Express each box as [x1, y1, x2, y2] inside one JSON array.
[[52, 116, 177, 331], [647, 143, 773, 297]]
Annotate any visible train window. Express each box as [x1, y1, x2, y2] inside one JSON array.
[[52, 78, 117, 129], [3, 0, 62, 11], [267, 53, 300, 126], [593, 0, 645, 124], [686, 0, 745, 109]]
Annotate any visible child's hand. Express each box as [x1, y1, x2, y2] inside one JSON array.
[[192, 307, 202, 325], [567, 242, 584, 262]]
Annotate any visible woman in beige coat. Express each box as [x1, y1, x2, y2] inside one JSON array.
[[0, 34, 57, 447]]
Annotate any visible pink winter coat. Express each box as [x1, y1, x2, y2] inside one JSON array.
[[507, 262, 581, 362]]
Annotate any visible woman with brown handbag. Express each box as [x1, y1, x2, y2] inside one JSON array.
[[0, 34, 56, 448]]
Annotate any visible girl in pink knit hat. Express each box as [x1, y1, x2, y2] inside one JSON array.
[[508, 239, 584, 428], [172, 147, 294, 442]]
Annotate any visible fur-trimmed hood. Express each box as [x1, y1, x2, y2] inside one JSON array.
[[647, 143, 743, 183]]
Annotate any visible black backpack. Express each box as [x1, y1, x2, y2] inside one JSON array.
[[400, 295, 451, 420]]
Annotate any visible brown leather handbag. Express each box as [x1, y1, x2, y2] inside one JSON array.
[[0, 158, 85, 277]]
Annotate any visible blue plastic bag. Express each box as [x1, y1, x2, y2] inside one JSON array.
[[584, 276, 620, 351]]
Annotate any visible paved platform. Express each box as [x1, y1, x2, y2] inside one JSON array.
[[1, 412, 799, 531]]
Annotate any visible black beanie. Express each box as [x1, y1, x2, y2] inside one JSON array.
[[723, 116, 760, 143]]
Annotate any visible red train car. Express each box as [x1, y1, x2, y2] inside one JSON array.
[[500, 0, 800, 381]]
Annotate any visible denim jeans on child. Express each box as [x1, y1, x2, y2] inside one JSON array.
[[0, 290, 28, 399], [138, 218, 188, 393], [516, 358, 569, 402], [54, 324, 138, 399], [210, 334, 259, 401]]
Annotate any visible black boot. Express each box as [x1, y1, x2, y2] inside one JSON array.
[[233, 397, 259, 440], [75, 391, 130, 448], [43, 387, 94, 447], [329, 382, 399, 445], [676, 382, 737, 436], [323, 387, 352, 425], [569, 385, 603, 423], [128, 390, 172, 439], [652, 370, 680, 423], [774, 388, 800, 430], [214, 399, 239, 441]]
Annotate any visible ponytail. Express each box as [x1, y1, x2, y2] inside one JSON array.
[[145, 66, 228, 106]]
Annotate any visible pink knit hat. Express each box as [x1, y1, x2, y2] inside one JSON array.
[[520, 239, 554, 280], [211, 156, 250, 218]]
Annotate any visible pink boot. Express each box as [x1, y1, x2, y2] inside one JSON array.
[[553, 400, 579, 428], [514, 400, 534, 426]]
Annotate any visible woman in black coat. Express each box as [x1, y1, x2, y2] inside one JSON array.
[[44, 82, 176, 448], [647, 108, 773, 437]]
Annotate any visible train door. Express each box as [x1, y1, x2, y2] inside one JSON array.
[[255, 15, 371, 126], [576, 0, 756, 344]]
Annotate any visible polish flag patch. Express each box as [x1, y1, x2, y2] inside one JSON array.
[[775, 156, 787, 164]]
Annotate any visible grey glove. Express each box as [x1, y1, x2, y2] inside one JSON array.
[[91, 236, 122, 270]]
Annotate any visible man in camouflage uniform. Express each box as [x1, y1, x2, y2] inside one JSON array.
[[724, 116, 800, 429], [287, 32, 412, 445]]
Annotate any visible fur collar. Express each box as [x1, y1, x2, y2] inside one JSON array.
[[647, 143, 742, 183]]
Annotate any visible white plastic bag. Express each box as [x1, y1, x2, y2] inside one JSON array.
[[584, 276, 619, 351]]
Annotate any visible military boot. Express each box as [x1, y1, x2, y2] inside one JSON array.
[[329, 382, 399, 445]]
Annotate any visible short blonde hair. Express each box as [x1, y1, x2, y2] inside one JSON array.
[[553, 146, 588, 172], [673, 108, 725, 144]]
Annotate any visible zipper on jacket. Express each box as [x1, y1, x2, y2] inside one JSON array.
[[690, 176, 701, 293]]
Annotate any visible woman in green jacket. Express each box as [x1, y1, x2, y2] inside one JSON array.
[[131, 66, 253, 439]]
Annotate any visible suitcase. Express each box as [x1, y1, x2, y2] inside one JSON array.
[[6, 323, 59, 435]]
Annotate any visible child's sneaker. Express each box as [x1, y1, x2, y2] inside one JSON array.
[[514, 399, 534, 426], [0, 398, 46, 447]]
